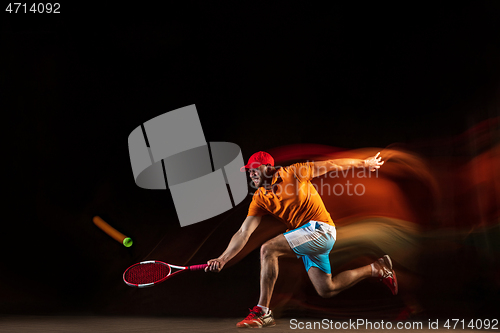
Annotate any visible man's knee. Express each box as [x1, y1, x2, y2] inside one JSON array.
[[314, 285, 338, 298], [315, 287, 338, 298], [260, 241, 277, 259], [308, 268, 339, 298], [316, 289, 330, 298]]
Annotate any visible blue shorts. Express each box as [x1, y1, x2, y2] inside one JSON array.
[[283, 221, 337, 274]]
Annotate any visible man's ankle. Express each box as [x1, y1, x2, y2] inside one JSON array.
[[257, 304, 269, 314], [370, 262, 381, 277]]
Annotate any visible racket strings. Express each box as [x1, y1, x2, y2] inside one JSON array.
[[125, 263, 170, 284]]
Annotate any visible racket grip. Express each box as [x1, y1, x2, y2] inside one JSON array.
[[189, 264, 209, 271]]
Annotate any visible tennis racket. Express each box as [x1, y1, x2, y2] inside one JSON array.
[[123, 260, 208, 288]]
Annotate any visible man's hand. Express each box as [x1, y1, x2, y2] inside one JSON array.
[[364, 152, 385, 172], [205, 258, 225, 272]]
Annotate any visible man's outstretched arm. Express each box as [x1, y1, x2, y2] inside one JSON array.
[[312, 152, 385, 178], [205, 215, 262, 272]]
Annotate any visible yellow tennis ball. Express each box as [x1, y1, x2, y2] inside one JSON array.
[[123, 237, 133, 247]]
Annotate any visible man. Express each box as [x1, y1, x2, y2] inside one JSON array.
[[206, 151, 397, 328]]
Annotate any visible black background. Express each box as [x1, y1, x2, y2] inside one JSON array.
[[2, 2, 499, 316]]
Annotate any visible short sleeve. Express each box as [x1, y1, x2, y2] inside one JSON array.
[[291, 162, 314, 181], [247, 196, 268, 217]]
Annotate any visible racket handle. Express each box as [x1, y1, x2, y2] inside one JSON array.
[[189, 264, 209, 271], [93, 216, 133, 247]]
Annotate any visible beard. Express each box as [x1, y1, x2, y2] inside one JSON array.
[[249, 166, 272, 189], [251, 177, 263, 188]]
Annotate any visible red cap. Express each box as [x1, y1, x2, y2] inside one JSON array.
[[240, 151, 274, 172]]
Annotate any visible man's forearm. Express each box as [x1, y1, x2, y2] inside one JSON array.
[[327, 158, 364, 171], [218, 231, 249, 263], [313, 153, 384, 178], [312, 158, 365, 177]]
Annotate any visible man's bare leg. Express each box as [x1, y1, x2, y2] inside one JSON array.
[[236, 234, 295, 328], [308, 255, 398, 298], [307, 265, 372, 298], [257, 234, 295, 308]]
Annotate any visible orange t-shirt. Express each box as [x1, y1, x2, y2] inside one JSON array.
[[247, 162, 335, 230]]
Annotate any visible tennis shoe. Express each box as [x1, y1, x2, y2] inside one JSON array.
[[374, 255, 398, 295], [236, 306, 276, 328]]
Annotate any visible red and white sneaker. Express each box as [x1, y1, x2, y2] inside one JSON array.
[[374, 255, 398, 295], [236, 306, 276, 328]]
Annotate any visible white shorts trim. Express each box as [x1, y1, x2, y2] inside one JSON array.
[[284, 221, 337, 249]]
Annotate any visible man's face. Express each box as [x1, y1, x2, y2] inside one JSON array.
[[248, 164, 269, 188]]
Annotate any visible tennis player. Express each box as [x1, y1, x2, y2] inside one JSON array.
[[206, 151, 397, 328]]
